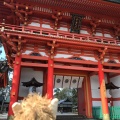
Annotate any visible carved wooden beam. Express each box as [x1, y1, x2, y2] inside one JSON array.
[[52, 10, 63, 30], [90, 17, 101, 36]]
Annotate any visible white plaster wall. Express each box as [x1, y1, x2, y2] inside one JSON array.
[[104, 34, 112, 38], [90, 74, 108, 106], [58, 27, 68, 31], [22, 50, 33, 55], [92, 101, 101, 106], [19, 68, 43, 97], [42, 24, 52, 29], [110, 75, 120, 98], [80, 56, 97, 62], [80, 30, 89, 34], [54, 54, 72, 58], [28, 22, 40, 27], [95, 32, 102, 36]]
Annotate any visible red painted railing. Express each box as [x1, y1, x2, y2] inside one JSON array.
[[0, 23, 119, 45]]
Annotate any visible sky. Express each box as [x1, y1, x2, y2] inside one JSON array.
[[0, 45, 6, 60]]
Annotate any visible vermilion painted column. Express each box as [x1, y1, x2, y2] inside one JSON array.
[[42, 70, 47, 96], [8, 55, 21, 116], [47, 58, 54, 99], [98, 61, 110, 120]]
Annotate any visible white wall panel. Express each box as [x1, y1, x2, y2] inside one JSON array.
[[19, 68, 43, 97], [113, 101, 120, 106], [80, 56, 97, 62], [28, 22, 40, 27], [110, 75, 120, 98], [80, 30, 89, 34], [58, 27, 68, 31], [92, 101, 101, 106], [54, 54, 72, 58], [22, 50, 32, 55], [90, 74, 108, 99]]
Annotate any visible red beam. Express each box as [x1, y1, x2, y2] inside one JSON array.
[[109, 73, 120, 78], [21, 62, 48, 67], [54, 65, 98, 71], [22, 55, 48, 61], [54, 58, 98, 65], [104, 69, 120, 73], [103, 62, 120, 67]]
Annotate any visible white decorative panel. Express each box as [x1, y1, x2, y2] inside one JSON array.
[[28, 22, 40, 27], [91, 89, 100, 98], [22, 50, 32, 55], [95, 32, 102, 36], [92, 101, 101, 106], [110, 75, 120, 98], [63, 76, 71, 88], [54, 75, 63, 88], [19, 68, 43, 97], [104, 34, 112, 38], [54, 54, 72, 58], [91, 75, 100, 98], [78, 77, 84, 88], [114, 59, 120, 63], [80, 30, 89, 34], [58, 27, 68, 31], [39, 52, 47, 56], [113, 101, 120, 106], [91, 75, 99, 89], [42, 24, 52, 29], [70, 76, 79, 88], [104, 58, 109, 62], [80, 56, 97, 62]]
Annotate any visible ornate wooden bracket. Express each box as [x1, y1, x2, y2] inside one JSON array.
[[52, 10, 63, 31], [90, 17, 101, 36], [98, 46, 108, 62], [113, 24, 120, 39], [47, 41, 59, 58], [4, 1, 33, 25]]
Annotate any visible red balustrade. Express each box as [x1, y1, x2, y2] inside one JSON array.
[[0, 23, 119, 45]]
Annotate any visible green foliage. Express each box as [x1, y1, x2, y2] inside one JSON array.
[[54, 88, 78, 105]]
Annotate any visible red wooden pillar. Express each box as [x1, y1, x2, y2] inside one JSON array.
[[8, 55, 21, 116], [98, 61, 110, 120], [42, 70, 47, 96], [77, 85, 86, 116], [47, 58, 54, 99]]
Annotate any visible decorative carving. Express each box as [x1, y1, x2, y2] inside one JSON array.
[[72, 79, 76, 83], [90, 17, 101, 36], [70, 14, 84, 34], [30, 52, 41, 56], [52, 10, 62, 30], [57, 79, 61, 83], [47, 41, 59, 58], [65, 79, 69, 83], [108, 60, 116, 63], [4, 2, 33, 25], [113, 24, 120, 39], [69, 57, 83, 60]]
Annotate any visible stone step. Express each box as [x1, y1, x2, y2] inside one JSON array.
[[56, 115, 99, 120]]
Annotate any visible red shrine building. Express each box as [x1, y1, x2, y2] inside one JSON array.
[[1, 0, 120, 120]]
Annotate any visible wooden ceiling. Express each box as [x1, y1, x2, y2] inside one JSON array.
[[0, 0, 120, 24], [14, 0, 120, 19]]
